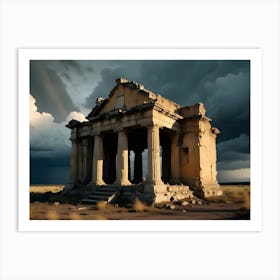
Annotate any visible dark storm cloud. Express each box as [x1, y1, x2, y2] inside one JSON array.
[[82, 60, 250, 183], [62, 72, 71, 81], [84, 61, 141, 108], [144, 60, 250, 143], [84, 60, 250, 143], [30, 145, 70, 158], [217, 134, 250, 174], [85, 67, 126, 108], [209, 70, 251, 143], [217, 134, 249, 156], [134, 60, 250, 142], [218, 150, 250, 161], [86, 66, 94, 72], [30, 123, 71, 184], [30, 61, 79, 122], [58, 60, 83, 75], [30, 155, 70, 184], [137, 60, 249, 105], [30, 60, 250, 183], [217, 159, 249, 171], [30, 146, 53, 152]]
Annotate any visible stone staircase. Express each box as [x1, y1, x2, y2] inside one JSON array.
[[82, 186, 121, 205]]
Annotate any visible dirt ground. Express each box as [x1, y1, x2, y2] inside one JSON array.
[[30, 185, 250, 220]]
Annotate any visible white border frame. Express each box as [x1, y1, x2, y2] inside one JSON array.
[[18, 48, 262, 232]]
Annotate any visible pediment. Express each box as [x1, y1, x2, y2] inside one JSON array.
[[87, 78, 157, 119], [87, 78, 183, 121]]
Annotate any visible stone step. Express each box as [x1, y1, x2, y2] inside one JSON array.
[[87, 195, 111, 200], [94, 189, 119, 193], [81, 199, 105, 205], [82, 188, 119, 205], [92, 191, 117, 196], [95, 187, 120, 192]]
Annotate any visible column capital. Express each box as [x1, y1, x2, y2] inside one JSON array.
[[70, 128, 78, 140], [145, 123, 162, 129], [113, 127, 127, 133], [92, 131, 102, 136], [90, 130, 103, 136]]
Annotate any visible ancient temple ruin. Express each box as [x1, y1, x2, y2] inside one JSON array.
[[66, 77, 222, 203]]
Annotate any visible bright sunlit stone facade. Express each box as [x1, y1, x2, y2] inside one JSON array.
[[66, 78, 222, 203]]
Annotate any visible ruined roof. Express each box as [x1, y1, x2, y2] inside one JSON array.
[[65, 78, 209, 129], [89, 100, 157, 121], [87, 98, 109, 119], [86, 77, 182, 120], [65, 119, 81, 129]]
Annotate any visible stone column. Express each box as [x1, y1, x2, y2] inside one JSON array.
[[114, 129, 131, 185], [146, 125, 163, 185], [128, 150, 131, 181], [133, 149, 143, 183], [70, 139, 79, 184], [78, 140, 83, 182], [171, 133, 181, 184], [81, 138, 89, 183], [91, 134, 105, 185]]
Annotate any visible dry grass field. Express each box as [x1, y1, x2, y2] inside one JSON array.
[[30, 185, 64, 193], [206, 185, 250, 210], [29, 184, 250, 220]]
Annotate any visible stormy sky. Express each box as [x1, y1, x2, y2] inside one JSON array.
[[30, 60, 250, 184]]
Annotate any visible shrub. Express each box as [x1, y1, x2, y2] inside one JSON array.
[[96, 201, 107, 210], [132, 198, 146, 212], [46, 210, 59, 220], [242, 190, 250, 210], [68, 212, 80, 220], [205, 196, 228, 203]]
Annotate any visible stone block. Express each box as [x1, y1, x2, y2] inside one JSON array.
[[153, 185, 168, 193], [164, 204, 175, 210], [174, 193, 185, 200], [144, 183, 155, 193], [154, 193, 170, 203]]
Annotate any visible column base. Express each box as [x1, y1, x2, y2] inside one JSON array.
[[96, 180, 106, 186], [113, 179, 132, 186], [88, 180, 105, 186], [144, 181, 166, 193], [202, 183, 223, 197], [144, 182, 194, 204], [87, 181, 106, 192], [62, 183, 76, 194], [188, 179, 223, 198]]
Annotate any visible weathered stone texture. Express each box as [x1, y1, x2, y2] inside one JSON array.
[[66, 78, 223, 203]]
